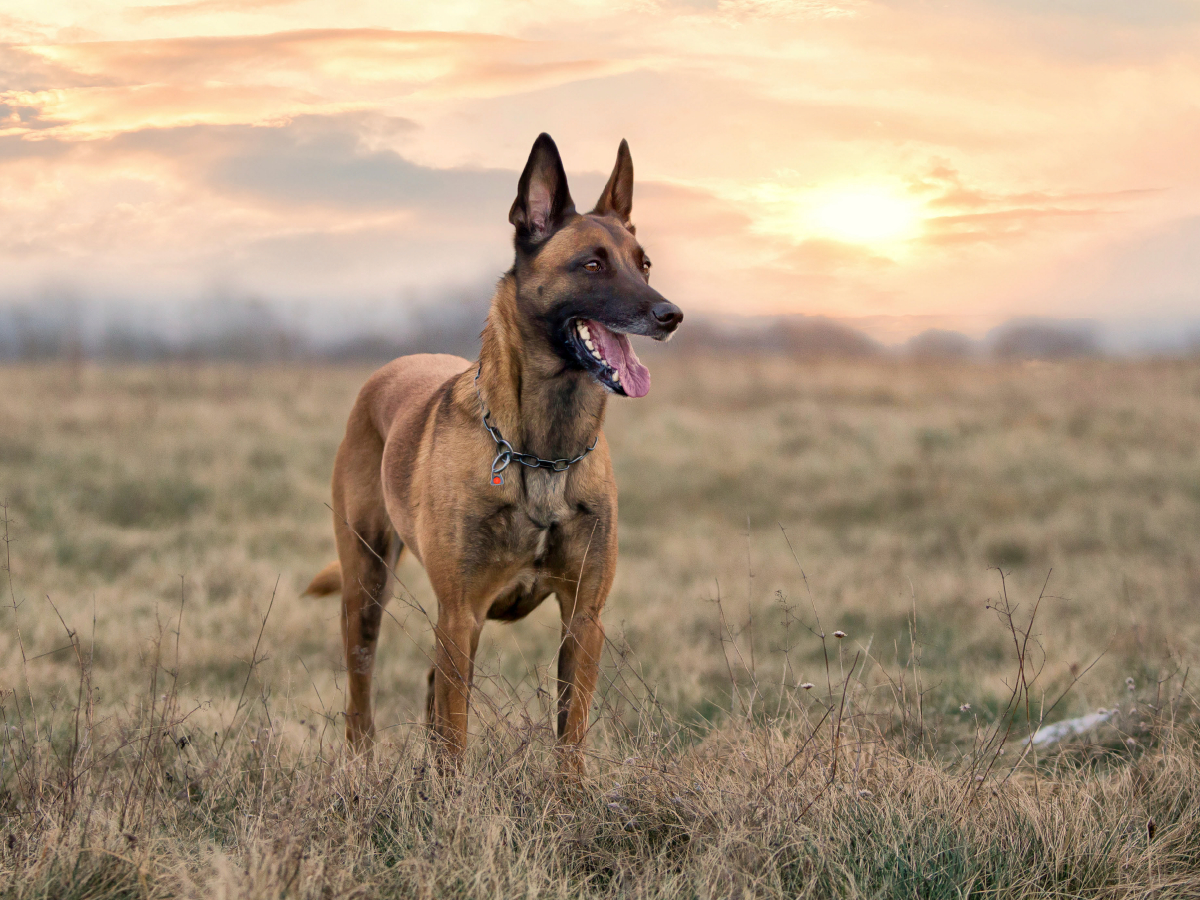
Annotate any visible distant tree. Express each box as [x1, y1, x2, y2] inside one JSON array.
[[905, 328, 977, 360], [673, 315, 882, 359], [777, 317, 883, 358], [990, 319, 1099, 360]]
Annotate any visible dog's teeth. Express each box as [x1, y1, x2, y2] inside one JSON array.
[[585, 339, 594, 350], [612, 370, 620, 381]]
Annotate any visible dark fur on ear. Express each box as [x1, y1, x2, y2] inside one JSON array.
[[592, 139, 633, 224], [509, 133, 575, 248]]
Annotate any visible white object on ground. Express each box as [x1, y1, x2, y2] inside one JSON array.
[[1031, 709, 1118, 747]]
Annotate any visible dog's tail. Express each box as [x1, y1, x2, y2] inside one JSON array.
[[304, 560, 342, 597]]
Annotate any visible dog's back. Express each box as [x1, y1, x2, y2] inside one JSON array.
[[356, 353, 471, 443], [304, 353, 470, 597]]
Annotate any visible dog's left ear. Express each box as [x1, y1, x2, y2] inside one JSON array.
[[592, 138, 633, 224], [510, 133, 575, 245]]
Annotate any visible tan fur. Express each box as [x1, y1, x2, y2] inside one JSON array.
[[308, 135, 680, 770], [304, 560, 342, 597]]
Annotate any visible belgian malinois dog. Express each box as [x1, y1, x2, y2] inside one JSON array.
[[305, 134, 683, 767]]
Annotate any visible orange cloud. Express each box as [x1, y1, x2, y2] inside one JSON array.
[[126, 0, 302, 20], [8, 29, 639, 139]]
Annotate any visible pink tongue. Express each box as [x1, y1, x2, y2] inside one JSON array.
[[586, 320, 651, 398]]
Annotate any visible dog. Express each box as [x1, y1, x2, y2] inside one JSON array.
[[304, 133, 683, 767]]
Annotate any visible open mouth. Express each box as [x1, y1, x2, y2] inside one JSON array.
[[568, 318, 652, 398]]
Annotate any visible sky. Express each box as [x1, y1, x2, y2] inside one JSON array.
[[3, 0, 1199, 341]]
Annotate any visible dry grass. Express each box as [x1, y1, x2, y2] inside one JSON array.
[[2, 356, 1199, 897]]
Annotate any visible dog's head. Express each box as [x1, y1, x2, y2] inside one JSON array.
[[507, 133, 683, 398]]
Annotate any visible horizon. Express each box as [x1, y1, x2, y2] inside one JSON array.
[[4, 288, 1198, 360]]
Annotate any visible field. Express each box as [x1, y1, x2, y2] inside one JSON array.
[[2, 355, 1199, 898]]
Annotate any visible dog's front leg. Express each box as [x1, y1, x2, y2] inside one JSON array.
[[556, 609, 605, 769], [430, 604, 482, 764], [554, 528, 616, 772]]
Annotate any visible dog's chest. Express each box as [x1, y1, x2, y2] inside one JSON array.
[[523, 472, 572, 533], [478, 480, 575, 567]]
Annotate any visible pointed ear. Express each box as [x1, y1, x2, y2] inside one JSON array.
[[592, 138, 633, 223], [509, 133, 575, 245]]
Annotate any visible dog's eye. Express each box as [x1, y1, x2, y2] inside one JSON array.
[[642, 258, 652, 274], [584, 260, 602, 272]]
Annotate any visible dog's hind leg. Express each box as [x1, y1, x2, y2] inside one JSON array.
[[332, 410, 402, 754], [338, 527, 401, 752]]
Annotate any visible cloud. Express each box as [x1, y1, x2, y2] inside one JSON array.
[[0, 42, 98, 92], [971, 0, 1200, 27], [126, 0, 302, 20], [30, 29, 530, 84], [7, 29, 641, 140], [0, 112, 523, 305], [0, 99, 65, 133], [130, 114, 516, 218], [898, 164, 1159, 248], [714, 0, 865, 20], [921, 206, 1110, 247]]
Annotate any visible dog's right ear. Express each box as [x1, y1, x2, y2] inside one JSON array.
[[509, 133, 575, 246]]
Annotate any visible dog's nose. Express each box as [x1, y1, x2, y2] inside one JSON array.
[[651, 301, 683, 330]]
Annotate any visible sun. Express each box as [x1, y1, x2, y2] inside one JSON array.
[[806, 187, 922, 246]]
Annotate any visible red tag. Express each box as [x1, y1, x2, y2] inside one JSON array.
[[492, 475, 502, 485]]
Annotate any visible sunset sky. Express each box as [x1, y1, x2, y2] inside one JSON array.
[[3, 0, 1199, 341]]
